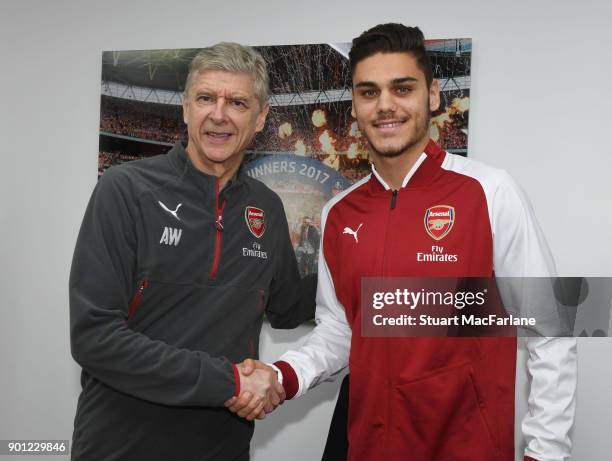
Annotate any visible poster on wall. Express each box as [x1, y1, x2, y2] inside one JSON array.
[[99, 39, 471, 276]]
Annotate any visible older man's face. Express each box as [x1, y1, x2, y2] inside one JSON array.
[[183, 69, 268, 170]]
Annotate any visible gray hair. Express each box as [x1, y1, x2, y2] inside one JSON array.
[[184, 42, 270, 108]]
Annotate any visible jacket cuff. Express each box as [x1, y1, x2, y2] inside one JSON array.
[[524, 456, 539, 461], [231, 363, 240, 397], [273, 360, 299, 399]]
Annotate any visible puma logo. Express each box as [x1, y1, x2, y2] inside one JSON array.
[[343, 223, 363, 243], [158, 201, 182, 221]]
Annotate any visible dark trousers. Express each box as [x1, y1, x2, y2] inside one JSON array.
[[321, 374, 349, 461]]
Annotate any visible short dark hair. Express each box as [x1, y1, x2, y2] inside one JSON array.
[[349, 23, 433, 88]]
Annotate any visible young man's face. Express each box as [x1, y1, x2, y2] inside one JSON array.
[[351, 52, 439, 158], [182, 69, 268, 168]]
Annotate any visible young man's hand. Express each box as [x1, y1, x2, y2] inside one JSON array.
[[225, 359, 285, 421]]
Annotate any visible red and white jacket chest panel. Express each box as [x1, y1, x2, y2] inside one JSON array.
[[325, 144, 494, 327]]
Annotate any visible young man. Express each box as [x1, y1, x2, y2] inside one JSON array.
[[69, 42, 314, 460], [229, 24, 577, 461]]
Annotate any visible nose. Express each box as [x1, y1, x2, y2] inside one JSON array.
[[210, 97, 228, 123], [376, 89, 396, 114]]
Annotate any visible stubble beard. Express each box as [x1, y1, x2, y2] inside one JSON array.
[[366, 103, 431, 159]]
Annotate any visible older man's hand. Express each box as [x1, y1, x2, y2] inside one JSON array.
[[225, 359, 285, 421]]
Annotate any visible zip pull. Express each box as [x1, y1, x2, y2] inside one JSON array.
[[390, 190, 398, 209], [213, 177, 226, 231], [209, 176, 227, 280], [137, 279, 149, 292], [215, 201, 226, 231], [215, 214, 224, 231]]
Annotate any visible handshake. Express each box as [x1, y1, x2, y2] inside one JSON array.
[[225, 359, 286, 421]]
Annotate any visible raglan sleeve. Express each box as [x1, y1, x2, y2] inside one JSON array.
[[69, 167, 238, 407], [273, 202, 352, 399], [490, 171, 577, 461], [264, 197, 317, 329]]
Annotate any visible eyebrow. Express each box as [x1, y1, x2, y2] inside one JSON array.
[[194, 88, 250, 98], [354, 76, 419, 88]]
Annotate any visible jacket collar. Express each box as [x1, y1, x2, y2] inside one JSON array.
[[167, 141, 247, 186], [369, 139, 446, 193], [166, 142, 248, 204]]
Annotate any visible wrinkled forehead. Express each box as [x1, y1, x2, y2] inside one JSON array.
[[187, 68, 257, 98]]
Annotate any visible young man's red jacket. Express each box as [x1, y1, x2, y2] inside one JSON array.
[[275, 140, 576, 461]]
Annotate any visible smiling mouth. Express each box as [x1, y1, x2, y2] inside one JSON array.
[[206, 131, 233, 142], [373, 120, 406, 131]]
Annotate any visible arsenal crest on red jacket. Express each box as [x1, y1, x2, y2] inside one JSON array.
[[424, 205, 455, 240]]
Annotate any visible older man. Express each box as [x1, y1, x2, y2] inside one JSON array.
[[69, 42, 313, 461]]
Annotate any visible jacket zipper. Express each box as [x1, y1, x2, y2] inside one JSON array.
[[127, 279, 149, 321], [209, 178, 226, 280], [384, 189, 398, 457]]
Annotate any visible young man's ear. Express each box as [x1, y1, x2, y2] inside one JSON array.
[[429, 79, 440, 112]]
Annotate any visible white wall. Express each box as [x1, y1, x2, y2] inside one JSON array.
[[1, 0, 610, 459]]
